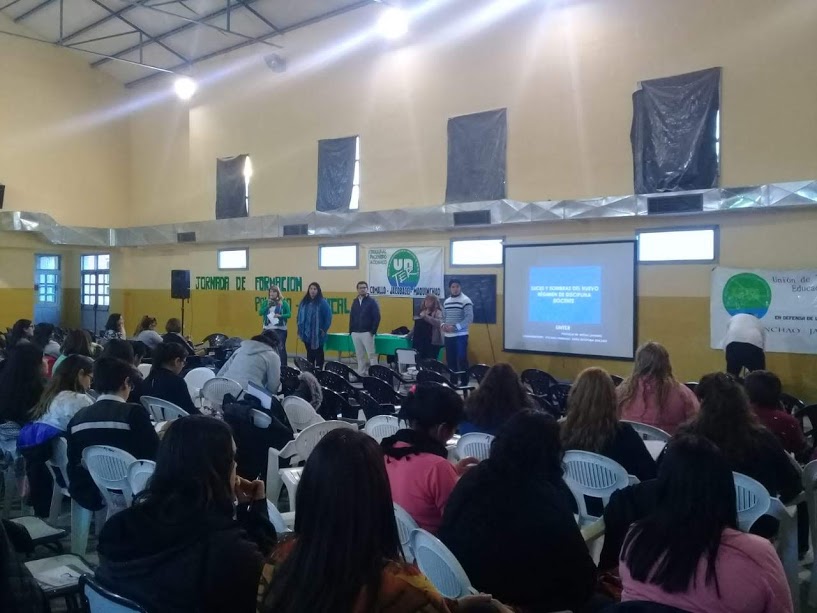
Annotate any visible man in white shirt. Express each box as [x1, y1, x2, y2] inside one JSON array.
[[723, 313, 766, 377]]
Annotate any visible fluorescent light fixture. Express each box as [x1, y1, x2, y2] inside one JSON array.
[[377, 7, 409, 40], [174, 77, 197, 100]]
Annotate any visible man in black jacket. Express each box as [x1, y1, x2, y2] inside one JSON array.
[[349, 281, 381, 376], [67, 358, 160, 511]]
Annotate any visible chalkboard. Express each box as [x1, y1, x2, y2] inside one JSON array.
[[413, 275, 497, 324]]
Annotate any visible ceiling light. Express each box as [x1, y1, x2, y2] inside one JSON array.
[[174, 76, 197, 101], [377, 7, 409, 40]]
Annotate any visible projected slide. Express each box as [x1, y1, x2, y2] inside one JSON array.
[[504, 242, 636, 359]]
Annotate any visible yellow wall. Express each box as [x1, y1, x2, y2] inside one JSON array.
[[0, 14, 130, 226], [125, 0, 817, 224]]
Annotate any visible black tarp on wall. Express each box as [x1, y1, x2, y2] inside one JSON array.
[[631, 67, 721, 194], [216, 154, 249, 219], [316, 136, 356, 212], [446, 109, 507, 203]]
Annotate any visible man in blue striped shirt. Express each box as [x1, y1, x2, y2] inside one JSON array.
[[442, 279, 474, 385]]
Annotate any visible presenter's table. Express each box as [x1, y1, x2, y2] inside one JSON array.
[[324, 333, 413, 361]]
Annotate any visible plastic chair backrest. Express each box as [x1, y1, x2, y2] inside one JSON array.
[[393, 503, 419, 562], [250, 409, 273, 429], [520, 368, 558, 395], [733, 471, 771, 532], [201, 377, 242, 409], [468, 364, 490, 384], [46, 437, 71, 491], [140, 396, 189, 422], [456, 433, 494, 462], [364, 415, 400, 443], [416, 370, 450, 387], [410, 529, 476, 598], [280, 366, 301, 395], [81, 574, 147, 612], [395, 349, 417, 370], [127, 460, 156, 497], [266, 501, 292, 533], [293, 356, 313, 373], [83, 445, 137, 512], [324, 360, 360, 383], [369, 365, 399, 390], [292, 420, 357, 462], [357, 390, 394, 420], [282, 396, 324, 433], [562, 450, 631, 522], [137, 363, 152, 378], [184, 367, 215, 394], [620, 420, 671, 443], [362, 376, 400, 405]]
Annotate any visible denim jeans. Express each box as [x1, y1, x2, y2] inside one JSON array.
[[444, 335, 469, 385]]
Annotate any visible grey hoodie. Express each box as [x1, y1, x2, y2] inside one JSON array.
[[217, 340, 281, 394]]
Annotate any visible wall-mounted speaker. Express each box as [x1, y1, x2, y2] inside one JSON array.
[[171, 270, 191, 300]]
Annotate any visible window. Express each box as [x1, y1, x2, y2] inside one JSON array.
[[218, 248, 249, 270], [637, 227, 717, 263], [81, 253, 110, 307], [319, 244, 358, 269], [244, 156, 253, 214], [450, 238, 504, 266], [350, 136, 360, 210], [35, 255, 60, 304]]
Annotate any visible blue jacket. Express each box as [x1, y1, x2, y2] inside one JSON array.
[[297, 298, 333, 350]]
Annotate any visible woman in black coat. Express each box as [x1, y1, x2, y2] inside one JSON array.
[[438, 411, 597, 613], [142, 342, 199, 415]]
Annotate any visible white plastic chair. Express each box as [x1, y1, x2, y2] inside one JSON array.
[[456, 433, 494, 462], [82, 445, 137, 519], [140, 396, 189, 422], [394, 503, 419, 562], [201, 377, 242, 413], [266, 420, 357, 510], [250, 409, 273, 429], [81, 574, 147, 612], [137, 363, 152, 378], [282, 395, 324, 433], [184, 367, 215, 407], [45, 438, 106, 555], [410, 529, 478, 598], [620, 420, 671, 443], [733, 471, 800, 610], [266, 500, 293, 534], [364, 415, 400, 443], [562, 450, 631, 525], [396, 348, 417, 375], [127, 460, 156, 497]]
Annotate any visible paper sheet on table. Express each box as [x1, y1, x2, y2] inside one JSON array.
[[35, 565, 83, 588]]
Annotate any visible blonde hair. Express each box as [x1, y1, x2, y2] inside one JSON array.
[[618, 341, 678, 416], [422, 294, 442, 313], [561, 367, 619, 453]]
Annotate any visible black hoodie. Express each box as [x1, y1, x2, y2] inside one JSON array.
[[96, 499, 275, 613]]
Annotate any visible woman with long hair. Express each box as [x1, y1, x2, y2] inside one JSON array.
[[261, 285, 291, 366], [460, 363, 533, 435], [620, 435, 792, 612], [0, 344, 46, 426], [102, 313, 125, 344], [29, 355, 94, 430], [97, 416, 276, 612], [382, 383, 475, 533], [53, 329, 93, 374], [562, 367, 656, 483], [133, 315, 163, 351], [143, 342, 198, 415], [296, 282, 332, 369], [680, 372, 801, 504], [32, 323, 61, 358], [7, 319, 34, 348], [618, 341, 699, 435], [411, 294, 444, 360], [260, 428, 496, 613], [440, 411, 597, 612]]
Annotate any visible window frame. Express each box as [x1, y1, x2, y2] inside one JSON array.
[[80, 252, 111, 307], [349, 135, 361, 211], [449, 237, 505, 268], [217, 248, 250, 271], [636, 225, 719, 265], [318, 243, 359, 270]]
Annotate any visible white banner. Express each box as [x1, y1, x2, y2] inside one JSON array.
[[710, 267, 817, 354], [367, 247, 444, 298]]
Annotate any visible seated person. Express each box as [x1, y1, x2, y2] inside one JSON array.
[[162, 318, 197, 355], [133, 316, 163, 352], [97, 416, 275, 613], [745, 370, 810, 461], [66, 358, 159, 512], [620, 435, 792, 613], [439, 411, 597, 612], [459, 363, 533, 435], [218, 331, 281, 394], [381, 383, 476, 533], [259, 428, 500, 613], [98, 339, 144, 403], [142, 342, 199, 415]]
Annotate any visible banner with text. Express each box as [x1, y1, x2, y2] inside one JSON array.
[[368, 247, 444, 298], [710, 267, 817, 355]]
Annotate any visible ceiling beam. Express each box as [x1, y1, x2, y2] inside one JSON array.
[[125, 0, 376, 88], [14, 0, 56, 21], [59, 0, 151, 44], [91, 0, 264, 68]]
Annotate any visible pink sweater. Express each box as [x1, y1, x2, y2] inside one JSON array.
[[621, 528, 792, 613], [618, 378, 699, 435], [384, 443, 458, 534]]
